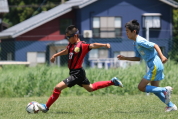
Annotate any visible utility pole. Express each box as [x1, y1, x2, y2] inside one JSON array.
[[146, 21, 149, 41], [0, 14, 2, 32], [146, 21, 150, 96], [61, 0, 65, 3]]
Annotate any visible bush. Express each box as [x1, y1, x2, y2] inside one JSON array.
[[0, 60, 177, 97]]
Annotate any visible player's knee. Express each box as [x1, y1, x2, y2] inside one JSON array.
[[54, 86, 62, 91], [86, 88, 93, 92], [138, 85, 145, 92]]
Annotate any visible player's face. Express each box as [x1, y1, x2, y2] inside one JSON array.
[[126, 27, 136, 40], [66, 33, 78, 44]]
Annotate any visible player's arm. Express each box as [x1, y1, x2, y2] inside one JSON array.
[[154, 44, 167, 64], [117, 55, 141, 61], [89, 43, 110, 49], [50, 49, 68, 63]]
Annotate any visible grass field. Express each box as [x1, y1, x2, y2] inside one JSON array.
[[0, 61, 178, 118], [0, 94, 178, 119]]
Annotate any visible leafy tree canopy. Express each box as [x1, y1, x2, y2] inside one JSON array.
[[3, 0, 67, 26]]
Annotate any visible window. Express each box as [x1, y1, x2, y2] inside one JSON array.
[[114, 51, 120, 58], [59, 19, 72, 34], [89, 49, 108, 58], [120, 51, 135, 57], [93, 17, 122, 38], [27, 52, 46, 65], [7, 52, 12, 60], [37, 52, 45, 63], [142, 13, 161, 28], [89, 49, 98, 58]]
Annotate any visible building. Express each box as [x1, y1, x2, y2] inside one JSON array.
[[0, 0, 177, 67]]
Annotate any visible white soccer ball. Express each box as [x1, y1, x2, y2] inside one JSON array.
[[26, 101, 40, 114]]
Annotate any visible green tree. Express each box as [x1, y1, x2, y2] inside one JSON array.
[[3, 0, 67, 26], [169, 0, 178, 62]]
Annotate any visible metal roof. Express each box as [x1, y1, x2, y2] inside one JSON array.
[[0, 0, 98, 39], [0, 0, 177, 39], [159, 0, 178, 8], [0, 0, 9, 13]]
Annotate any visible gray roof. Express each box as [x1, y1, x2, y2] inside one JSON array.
[[0, 0, 9, 13], [0, 0, 177, 39], [0, 0, 97, 39], [159, 0, 178, 8]]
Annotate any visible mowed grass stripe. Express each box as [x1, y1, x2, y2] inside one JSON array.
[[0, 94, 178, 119]]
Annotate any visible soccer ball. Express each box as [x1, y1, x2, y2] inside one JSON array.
[[26, 101, 40, 114]]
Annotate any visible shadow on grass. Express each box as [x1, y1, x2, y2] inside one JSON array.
[[51, 111, 73, 114], [50, 110, 151, 114], [110, 111, 152, 114]]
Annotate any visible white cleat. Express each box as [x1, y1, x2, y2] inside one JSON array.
[[164, 86, 173, 104], [165, 104, 177, 112], [37, 103, 49, 113]]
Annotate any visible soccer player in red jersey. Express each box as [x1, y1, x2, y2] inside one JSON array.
[[38, 25, 123, 112]]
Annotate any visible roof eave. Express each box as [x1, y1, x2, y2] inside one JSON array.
[[159, 0, 178, 8], [0, 35, 13, 39], [6, 8, 72, 39], [78, 0, 98, 8]]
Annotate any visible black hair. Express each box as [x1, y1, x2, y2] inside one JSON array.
[[125, 20, 140, 34], [65, 25, 79, 35]]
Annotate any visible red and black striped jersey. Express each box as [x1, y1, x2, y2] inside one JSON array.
[[67, 41, 91, 69]]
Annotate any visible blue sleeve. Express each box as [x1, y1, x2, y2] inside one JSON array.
[[134, 45, 141, 58], [138, 40, 155, 50]]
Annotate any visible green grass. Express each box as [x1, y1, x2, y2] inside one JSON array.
[[1, 60, 178, 97], [0, 94, 178, 119], [0, 60, 178, 118]]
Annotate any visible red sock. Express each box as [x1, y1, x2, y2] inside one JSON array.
[[92, 81, 114, 91], [46, 88, 61, 108]]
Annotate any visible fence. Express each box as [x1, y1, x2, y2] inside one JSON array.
[[0, 38, 177, 68]]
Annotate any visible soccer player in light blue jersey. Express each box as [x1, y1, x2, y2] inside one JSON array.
[[117, 20, 177, 112]]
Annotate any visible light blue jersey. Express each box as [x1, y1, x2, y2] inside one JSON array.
[[134, 35, 164, 81]]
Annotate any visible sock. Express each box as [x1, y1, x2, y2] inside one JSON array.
[[145, 85, 166, 93], [46, 88, 61, 108], [154, 92, 174, 107], [92, 81, 114, 91]]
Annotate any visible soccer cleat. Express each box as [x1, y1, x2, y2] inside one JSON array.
[[165, 104, 177, 112], [111, 77, 123, 88], [37, 103, 49, 113], [164, 86, 173, 104]]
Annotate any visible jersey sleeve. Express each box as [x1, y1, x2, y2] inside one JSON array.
[[134, 45, 141, 58], [82, 43, 91, 54], [137, 40, 155, 50]]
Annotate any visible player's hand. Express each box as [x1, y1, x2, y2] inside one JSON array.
[[161, 56, 168, 64], [106, 43, 110, 48], [117, 55, 125, 60], [50, 55, 56, 63]]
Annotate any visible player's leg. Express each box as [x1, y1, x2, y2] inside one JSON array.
[[140, 63, 170, 94], [82, 77, 123, 92], [38, 81, 67, 113], [46, 81, 67, 108], [39, 74, 79, 113], [138, 78, 168, 93], [151, 81, 177, 112]]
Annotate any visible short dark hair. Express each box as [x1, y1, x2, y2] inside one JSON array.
[[65, 25, 79, 35], [125, 20, 140, 34]]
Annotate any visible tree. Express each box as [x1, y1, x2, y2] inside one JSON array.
[[169, 0, 178, 62], [3, 0, 68, 26]]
